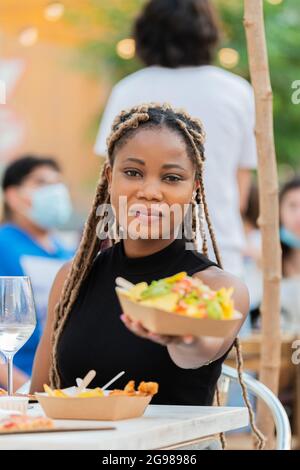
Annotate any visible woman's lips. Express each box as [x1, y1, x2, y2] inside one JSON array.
[[135, 212, 162, 224], [137, 210, 161, 217], [128, 207, 164, 223], [136, 213, 161, 224]]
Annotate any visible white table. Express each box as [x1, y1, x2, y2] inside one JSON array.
[[0, 404, 248, 450]]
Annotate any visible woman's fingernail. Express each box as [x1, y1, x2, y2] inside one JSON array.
[[149, 333, 161, 341]]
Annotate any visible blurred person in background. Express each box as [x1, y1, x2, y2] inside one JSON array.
[[242, 176, 300, 333], [0, 155, 74, 390], [242, 182, 262, 328], [279, 177, 300, 333], [94, 0, 257, 277]]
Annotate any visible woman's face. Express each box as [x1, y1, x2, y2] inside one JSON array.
[[106, 127, 198, 240], [281, 187, 300, 237]]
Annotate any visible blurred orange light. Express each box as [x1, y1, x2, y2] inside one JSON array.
[[19, 27, 39, 47], [218, 48, 240, 69], [44, 2, 65, 21], [116, 38, 135, 60]]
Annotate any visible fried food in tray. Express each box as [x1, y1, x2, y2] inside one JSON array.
[[41, 380, 158, 399], [109, 380, 159, 397], [43, 384, 104, 398]]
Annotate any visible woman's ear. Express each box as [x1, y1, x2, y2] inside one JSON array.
[[105, 164, 112, 194], [194, 180, 200, 194]]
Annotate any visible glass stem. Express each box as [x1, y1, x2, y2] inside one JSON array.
[[7, 355, 14, 396]]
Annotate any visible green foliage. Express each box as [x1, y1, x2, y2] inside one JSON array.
[[68, 0, 300, 169], [216, 0, 300, 169], [67, 0, 143, 80]]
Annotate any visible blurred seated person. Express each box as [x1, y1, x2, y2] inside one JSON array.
[[0, 155, 74, 390], [279, 177, 300, 333], [242, 183, 262, 326], [242, 176, 300, 334]]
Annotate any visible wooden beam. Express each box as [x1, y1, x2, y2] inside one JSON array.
[[243, 0, 282, 449]]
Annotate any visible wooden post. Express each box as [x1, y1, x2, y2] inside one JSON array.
[[243, 0, 282, 448]]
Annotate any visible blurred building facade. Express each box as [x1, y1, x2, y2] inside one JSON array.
[[0, 0, 108, 218]]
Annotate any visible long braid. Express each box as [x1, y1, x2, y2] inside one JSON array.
[[49, 103, 265, 449], [174, 116, 222, 266], [191, 197, 198, 249], [234, 337, 266, 450], [107, 112, 149, 155], [195, 186, 208, 256], [50, 164, 111, 387], [173, 109, 264, 450], [50, 109, 155, 387], [199, 179, 266, 448], [215, 386, 227, 449], [198, 173, 223, 267]]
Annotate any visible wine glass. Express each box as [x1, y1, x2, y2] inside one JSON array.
[[0, 277, 36, 396]]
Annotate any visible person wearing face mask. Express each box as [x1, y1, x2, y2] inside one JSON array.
[[279, 177, 300, 333], [241, 176, 300, 333], [0, 155, 75, 390]]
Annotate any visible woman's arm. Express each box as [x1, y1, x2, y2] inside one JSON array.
[[167, 267, 249, 368], [30, 262, 71, 393]]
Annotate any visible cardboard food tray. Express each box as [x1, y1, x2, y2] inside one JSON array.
[[35, 394, 152, 421], [116, 288, 242, 338]]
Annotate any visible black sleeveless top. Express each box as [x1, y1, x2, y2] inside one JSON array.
[[57, 238, 228, 406]]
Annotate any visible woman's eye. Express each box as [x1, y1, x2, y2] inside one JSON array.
[[163, 175, 182, 183], [124, 169, 142, 178]]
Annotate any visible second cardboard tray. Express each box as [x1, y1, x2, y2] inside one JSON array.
[[36, 394, 152, 421]]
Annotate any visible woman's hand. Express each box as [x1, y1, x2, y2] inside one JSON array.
[[120, 313, 224, 369], [120, 314, 195, 347]]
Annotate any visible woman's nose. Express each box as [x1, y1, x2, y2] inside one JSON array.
[[136, 181, 163, 201]]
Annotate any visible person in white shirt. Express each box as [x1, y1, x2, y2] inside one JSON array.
[[94, 0, 257, 277]]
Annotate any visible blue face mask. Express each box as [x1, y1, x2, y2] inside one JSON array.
[[280, 226, 300, 249], [27, 183, 72, 230]]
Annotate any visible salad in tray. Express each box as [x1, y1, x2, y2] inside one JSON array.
[[122, 272, 235, 320]]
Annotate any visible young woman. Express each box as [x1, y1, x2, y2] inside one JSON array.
[[95, 0, 257, 278], [31, 104, 249, 408]]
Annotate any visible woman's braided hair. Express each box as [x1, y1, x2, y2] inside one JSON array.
[[50, 103, 265, 449]]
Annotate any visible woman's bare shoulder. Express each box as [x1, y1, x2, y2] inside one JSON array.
[[52, 261, 72, 290], [193, 265, 246, 289], [48, 261, 73, 316]]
